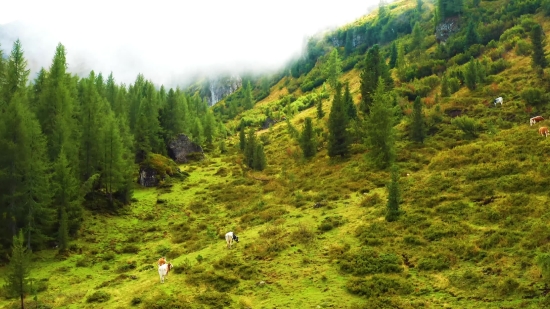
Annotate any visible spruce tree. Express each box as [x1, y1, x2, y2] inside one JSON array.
[[345, 30, 354, 55], [58, 208, 69, 252], [2, 39, 30, 105], [52, 149, 82, 237], [252, 143, 267, 171], [99, 112, 125, 203], [239, 127, 246, 152], [360, 45, 393, 114], [242, 81, 254, 110], [244, 128, 257, 168], [410, 96, 426, 143], [4, 230, 31, 309], [316, 97, 325, 119], [531, 24, 548, 69], [396, 43, 407, 81], [299, 117, 317, 158], [464, 57, 479, 90], [324, 49, 343, 90], [343, 83, 357, 120], [411, 22, 424, 52], [364, 78, 396, 169], [385, 165, 401, 222], [464, 21, 480, 50], [203, 112, 216, 146], [389, 42, 398, 69], [441, 74, 450, 97], [327, 84, 349, 157]]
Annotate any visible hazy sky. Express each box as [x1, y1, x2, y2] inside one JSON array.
[[0, 0, 382, 87]]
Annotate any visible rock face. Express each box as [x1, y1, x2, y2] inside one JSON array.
[[139, 167, 159, 187], [435, 17, 460, 43], [208, 75, 241, 106], [167, 134, 205, 163]]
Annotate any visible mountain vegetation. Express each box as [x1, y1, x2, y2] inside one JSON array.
[[3, 0, 550, 308]]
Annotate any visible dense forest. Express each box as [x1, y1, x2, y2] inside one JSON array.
[[4, 0, 550, 307]]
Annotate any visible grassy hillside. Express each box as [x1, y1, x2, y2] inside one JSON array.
[[4, 0, 550, 308]]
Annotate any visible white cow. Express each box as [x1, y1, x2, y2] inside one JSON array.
[[158, 262, 173, 283], [494, 97, 503, 106], [225, 231, 239, 249]]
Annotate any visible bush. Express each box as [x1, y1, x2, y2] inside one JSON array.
[[488, 59, 510, 75], [515, 39, 532, 56], [86, 291, 111, 303], [318, 216, 345, 232], [122, 244, 140, 254], [521, 87, 546, 106], [195, 290, 232, 308], [452, 116, 482, 139], [417, 254, 451, 271], [117, 260, 137, 272], [340, 248, 403, 275], [346, 275, 413, 298]]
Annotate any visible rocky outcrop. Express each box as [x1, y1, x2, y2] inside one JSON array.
[[435, 17, 460, 43], [167, 134, 205, 163], [139, 167, 159, 187], [208, 75, 242, 106]]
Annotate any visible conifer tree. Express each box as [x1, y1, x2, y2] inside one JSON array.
[[389, 41, 398, 69], [360, 45, 393, 114], [191, 118, 205, 146], [160, 88, 184, 140], [99, 112, 125, 203], [411, 22, 423, 52], [2, 39, 29, 105], [396, 43, 407, 81], [345, 30, 354, 55], [441, 74, 450, 97], [343, 83, 357, 120], [58, 208, 69, 252], [299, 117, 317, 158], [324, 49, 343, 90], [385, 165, 401, 222], [531, 24, 548, 69], [105, 72, 117, 110], [239, 127, 246, 152], [242, 81, 254, 110], [316, 97, 325, 119], [410, 96, 426, 143], [244, 128, 257, 168], [464, 21, 480, 50], [328, 84, 349, 157], [203, 112, 216, 146], [52, 149, 82, 237], [464, 57, 479, 90], [4, 230, 31, 309], [252, 143, 267, 171], [364, 78, 396, 169]]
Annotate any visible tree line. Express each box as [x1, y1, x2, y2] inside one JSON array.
[[0, 40, 224, 258]]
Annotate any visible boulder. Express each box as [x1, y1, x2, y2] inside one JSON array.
[[167, 134, 204, 163]]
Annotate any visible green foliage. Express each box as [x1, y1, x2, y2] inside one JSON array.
[[299, 117, 317, 158], [417, 254, 451, 271], [340, 248, 403, 275], [324, 49, 342, 90], [410, 96, 426, 143], [86, 291, 111, 303], [364, 79, 397, 169], [360, 45, 393, 114], [531, 23, 548, 69], [346, 275, 413, 298], [316, 96, 325, 119], [521, 87, 546, 107], [452, 115, 481, 139], [385, 165, 401, 222], [327, 84, 350, 157], [3, 230, 31, 301]]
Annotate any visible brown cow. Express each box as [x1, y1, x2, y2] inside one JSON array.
[[539, 127, 549, 137], [531, 116, 545, 126]]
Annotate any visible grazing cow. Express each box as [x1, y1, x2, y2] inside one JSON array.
[[225, 231, 239, 249], [540, 127, 549, 138], [158, 257, 166, 266], [531, 116, 545, 126], [494, 97, 503, 106], [158, 262, 173, 283]]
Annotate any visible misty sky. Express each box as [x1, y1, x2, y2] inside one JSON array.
[[1, 0, 383, 87]]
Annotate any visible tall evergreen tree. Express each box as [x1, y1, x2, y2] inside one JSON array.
[[99, 112, 125, 203], [239, 127, 246, 152], [324, 49, 343, 90], [343, 83, 357, 120], [57, 208, 69, 252], [531, 24, 548, 69], [385, 165, 401, 222], [2, 40, 29, 105], [360, 45, 393, 114], [411, 22, 424, 52], [441, 74, 450, 97], [242, 81, 254, 110], [252, 143, 267, 171], [364, 78, 396, 169], [244, 128, 257, 168], [4, 230, 31, 309], [316, 97, 325, 119], [396, 43, 407, 81], [464, 57, 479, 91], [52, 148, 82, 237], [299, 117, 317, 158], [389, 42, 398, 69], [203, 112, 216, 146], [327, 84, 350, 157], [410, 96, 426, 143], [464, 21, 480, 50], [345, 30, 354, 55], [160, 88, 184, 140]]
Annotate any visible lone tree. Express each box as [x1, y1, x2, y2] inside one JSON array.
[[299, 117, 317, 158], [327, 83, 350, 158], [316, 97, 325, 119], [531, 23, 548, 69], [4, 230, 31, 309], [386, 165, 401, 222], [410, 96, 426, 143]]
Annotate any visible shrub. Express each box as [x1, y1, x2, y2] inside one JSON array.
[[318, 216, 345, 232], [360, 193, 383, 207], [515, 39, 532, 56], [121, 244, 140, 254], [117, 260, 137, 272], [521, 87, 546, 106], [195, 290, 232, 308], [488, 59, 510, 75], [291, 223, 316, 244], [346, 275, 413, 298], [86, 291, 111, 303], [417, 254, 451, 271], [340, 248, 403, 275], [452, 116, 482, 139]]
